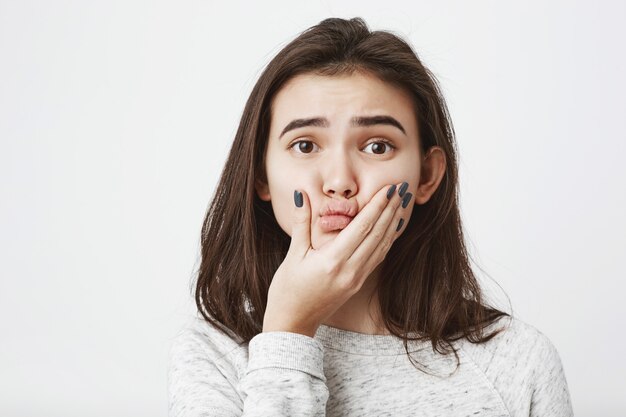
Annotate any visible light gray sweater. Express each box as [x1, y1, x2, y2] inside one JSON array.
[[167, 314, 573, 416]]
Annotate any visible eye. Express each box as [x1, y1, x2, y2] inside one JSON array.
[[363, 140, 396, 155], [288, 140, 319, 154]]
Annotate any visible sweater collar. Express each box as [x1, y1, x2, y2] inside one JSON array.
[[314, 323, 432, 356]]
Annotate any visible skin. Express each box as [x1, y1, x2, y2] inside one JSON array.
[[255, 70, 446, 335]]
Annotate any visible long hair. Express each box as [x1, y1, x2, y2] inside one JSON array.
[[194, 16, 511, 373]]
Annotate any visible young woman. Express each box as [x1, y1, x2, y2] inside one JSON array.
[[168, 17, 574, 417]]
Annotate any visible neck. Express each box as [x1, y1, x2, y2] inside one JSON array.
[[321, 263, 390, 335]]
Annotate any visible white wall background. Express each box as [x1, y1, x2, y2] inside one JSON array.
[[1, 1, 624, 416]]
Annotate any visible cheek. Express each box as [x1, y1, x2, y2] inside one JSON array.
[[390, 156, 420, 195], [362, 162, 419, 196], [267, 168, 315, 236]]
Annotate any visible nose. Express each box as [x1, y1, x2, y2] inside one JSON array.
[[321, 149, 358, 199]]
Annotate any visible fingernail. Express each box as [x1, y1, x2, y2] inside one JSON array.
[[398, 182, 409, 197], [294, 190, 303, 208], [401, 192, 413, 208], [396, 218, 404, 232], [386, 184, 397, 200]]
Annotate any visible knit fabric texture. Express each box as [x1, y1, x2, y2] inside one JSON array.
[[167, 314, 574, 416]]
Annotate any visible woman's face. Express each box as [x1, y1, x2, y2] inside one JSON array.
[[257, 71, 422, 250]]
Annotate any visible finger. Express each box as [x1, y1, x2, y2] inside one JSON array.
[[346, 183, 406, 272], [329, 182, 399, 264], [358, 191, 412, 276], [288, 189, 311, 259]]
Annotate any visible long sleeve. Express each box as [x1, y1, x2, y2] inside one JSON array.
[[529, 332, 574, 417], [167, 322, 329, 417], [240, 331, 329, 416]]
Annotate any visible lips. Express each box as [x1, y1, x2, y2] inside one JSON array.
[[319, 199, 358, 232], [319, 214, 353, 232]]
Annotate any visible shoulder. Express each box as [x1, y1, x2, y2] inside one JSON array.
[[458, 314, 564, 377], [167, 316, 254, 415], [457, 315, 573, 415], [168, 315, 248, 377]]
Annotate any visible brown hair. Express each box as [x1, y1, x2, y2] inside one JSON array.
[[194, 16, 511, 373]]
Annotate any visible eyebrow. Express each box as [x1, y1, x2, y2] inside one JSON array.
[[278, 115, 407, 139]]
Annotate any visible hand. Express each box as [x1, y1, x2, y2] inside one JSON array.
[[262, 182, 412, 337]]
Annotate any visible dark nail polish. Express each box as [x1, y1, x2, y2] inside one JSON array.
[[386, 184, 397, 200], [396, 218, 404, 232], [294, 190, 303, 208], [401, 192, 413, 208], [398, 182, 409, 198]]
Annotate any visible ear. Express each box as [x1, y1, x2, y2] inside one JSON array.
[[255, 178, 271, 202], [414, 146, 447, 205]]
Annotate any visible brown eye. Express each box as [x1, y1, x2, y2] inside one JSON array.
[[290, 140, 318, 154], [371, 143, 385, 154], [364, 140, 395, 155]]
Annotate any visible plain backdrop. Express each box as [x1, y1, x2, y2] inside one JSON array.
[[1, 1, 625, 416]]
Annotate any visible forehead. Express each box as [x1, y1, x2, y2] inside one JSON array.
[[269, 71, 418, 135]]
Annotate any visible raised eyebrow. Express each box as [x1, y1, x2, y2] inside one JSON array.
[[279, 117, 328, 139], [279, 115, 406, 139], [351, 115, 406, 136]]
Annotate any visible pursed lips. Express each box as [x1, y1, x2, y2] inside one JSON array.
[[318, 199, 358, 232], [319, 213, 354, 232]]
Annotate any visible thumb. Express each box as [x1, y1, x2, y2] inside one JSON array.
[[289, 189, 311, 258]]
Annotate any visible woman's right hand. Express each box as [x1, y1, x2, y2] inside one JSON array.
[[262, 182, 412, 337]]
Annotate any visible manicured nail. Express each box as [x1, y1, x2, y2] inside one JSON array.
[[398, 182, 409, 197], [401, 192, 413, 208], [294, 190, 303, 208], [386, 184, 397, 200], [396, 218, 404, 232]]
